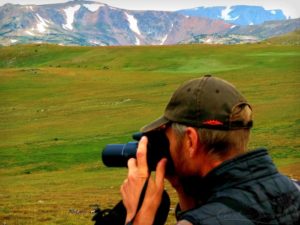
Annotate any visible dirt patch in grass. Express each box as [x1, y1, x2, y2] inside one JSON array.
[[279, 162, 300, 180]]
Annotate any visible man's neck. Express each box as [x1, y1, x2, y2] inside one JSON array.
[[199, 149, 241, 177]]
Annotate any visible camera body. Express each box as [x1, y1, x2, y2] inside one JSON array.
[[102, 131, 172, 172]]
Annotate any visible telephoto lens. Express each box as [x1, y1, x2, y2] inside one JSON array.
[[102, 141, 138, 167], [102, 130, 171, 171]]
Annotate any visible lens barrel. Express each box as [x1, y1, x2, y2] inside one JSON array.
[[102, 142, 138, 167], [101, 131, 173, 172]]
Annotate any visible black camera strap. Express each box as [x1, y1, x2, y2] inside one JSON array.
[[93, 178, 170, 225]]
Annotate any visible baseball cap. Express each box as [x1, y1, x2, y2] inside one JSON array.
[[141, 75, 253, 133]]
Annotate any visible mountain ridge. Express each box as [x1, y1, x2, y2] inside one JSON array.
[[0, 0, 299, 46], [179, 18, 300, 45], [0, 0, 231, 46], [177, 5, 287, 26]]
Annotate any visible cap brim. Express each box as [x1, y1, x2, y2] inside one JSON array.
[[140, 116, 170, 133]]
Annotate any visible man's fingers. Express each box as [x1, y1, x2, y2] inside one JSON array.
[[136, 136, 149, 175], [155, 158, 167, 187], [127, 158, 137, 177], [128, 157, 137, 169]]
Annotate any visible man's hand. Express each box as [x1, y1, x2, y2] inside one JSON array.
[[120, 136, 167, 225]]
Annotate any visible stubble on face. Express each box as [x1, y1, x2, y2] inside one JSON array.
[[167, 127, 205, 200], [166, 127, 186, 176]]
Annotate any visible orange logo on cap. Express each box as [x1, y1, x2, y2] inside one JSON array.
[[203, 120, 223, 125]]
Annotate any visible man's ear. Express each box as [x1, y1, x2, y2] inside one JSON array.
[[185, 127, 199, 157]]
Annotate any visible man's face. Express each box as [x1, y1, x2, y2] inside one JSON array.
[[165, 125, 205, 199], [165, 125, 189, 177]]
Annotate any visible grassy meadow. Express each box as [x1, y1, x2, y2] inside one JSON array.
[[0, 43, 300, 224]]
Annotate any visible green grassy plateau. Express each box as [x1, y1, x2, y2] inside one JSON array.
[[264, 29, 300, 45], [0, 43, 300, 224]]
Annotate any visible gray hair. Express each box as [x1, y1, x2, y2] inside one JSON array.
[[171, 104, 252, 158]]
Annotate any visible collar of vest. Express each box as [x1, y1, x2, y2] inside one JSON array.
[[199, 148, 277, 201]]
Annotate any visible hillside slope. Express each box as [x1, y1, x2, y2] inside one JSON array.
[[264, 29, 300, 45], [0, 43, 299, 224]]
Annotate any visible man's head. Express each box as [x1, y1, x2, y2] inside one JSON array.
[[141, 75, 253, 176], [141, 75, 252, 132]]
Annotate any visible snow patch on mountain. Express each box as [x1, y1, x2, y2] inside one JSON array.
[[83, 3, 103, 12], [36, 14, 49, 33], [160, 34, 168, 45], [220, 6, 239, 21], [135, 37, 140, 45], [205, 38, 212, 44], [63, 5, 81, 30], [10, 39, 18, 43], [125, 12, 141, 35], [26, 30, 35, 36], [26, 6, 33, 11], [89, 40, 106, 46]]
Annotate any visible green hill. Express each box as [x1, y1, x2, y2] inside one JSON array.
[[0, 43, 300, 224], [264, 29, 300, 45]]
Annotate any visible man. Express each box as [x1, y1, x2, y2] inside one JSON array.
[[120, 75, 300, 225]]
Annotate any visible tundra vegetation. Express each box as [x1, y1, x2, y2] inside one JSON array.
[[0, 42, 299, 224]]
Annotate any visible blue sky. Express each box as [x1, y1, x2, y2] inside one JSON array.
[[0, 0, 299, 18]]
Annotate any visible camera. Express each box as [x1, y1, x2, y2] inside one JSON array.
[[102, 131, 172, 171]]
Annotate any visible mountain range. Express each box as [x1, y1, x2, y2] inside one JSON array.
[[177, 5, 287, 26], [180, 18, 300, 45], [0, 0, 299, 46]]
